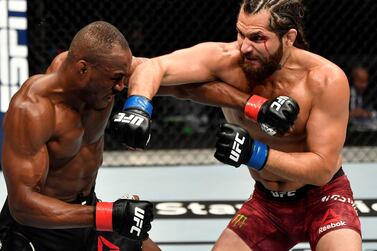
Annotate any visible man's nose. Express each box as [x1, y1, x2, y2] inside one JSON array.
[[114, 82, 125, 92], [240, 38, 253, 54]]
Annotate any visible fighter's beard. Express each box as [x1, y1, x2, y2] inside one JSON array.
[[241, 43, 283, 83]]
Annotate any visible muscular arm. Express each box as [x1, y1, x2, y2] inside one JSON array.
[[128, 42, 239, 100], [47, 50, 248, 110], [2, 91, 93, 228], [262, 67, 349, 186], [158, 82, 248, 110]]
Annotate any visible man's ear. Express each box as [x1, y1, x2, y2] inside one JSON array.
[[76, 60, 88, 75], [81, 65, 88, 74], [285, 28, 298, 47]]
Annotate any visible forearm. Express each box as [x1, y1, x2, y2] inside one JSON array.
[[158, 82, 248, 110], [9, 191, 94, 229], [263, 149, 336, 186], [129, 46, 219, 100], [128, 59, 164, 100]]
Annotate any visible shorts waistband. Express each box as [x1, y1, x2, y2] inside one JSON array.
[[68, 187, 96, 205], [255, 167, 344, 202]]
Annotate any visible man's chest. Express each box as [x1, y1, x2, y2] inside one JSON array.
[[47, 104, 112, 159], [222, 79, 312, 145]]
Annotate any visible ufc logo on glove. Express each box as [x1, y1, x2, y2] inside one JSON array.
[[130, 207, 145, 236], [270, 96, 290, 111], [113, 112, 145, 126], [230, 133, 245, 162]]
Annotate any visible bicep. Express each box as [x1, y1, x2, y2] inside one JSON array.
[[158, 46, 216, 85], [128, 43, 236, 99], [157, 42, 238, 85], [305, 74, 349, 170]]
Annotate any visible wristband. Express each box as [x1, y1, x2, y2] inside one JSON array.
[[244, 95, 267, 122], [95, 202, 114, 231], [246, 140, 269, 171], [123, 95, 153, 118]]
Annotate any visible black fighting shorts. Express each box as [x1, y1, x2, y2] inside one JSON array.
[[0, 190, 142, 251]]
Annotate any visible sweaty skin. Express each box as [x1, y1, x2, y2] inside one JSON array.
[[127, 10, 350, 191], [47, 51, 250, 111], [13, 48, 162, 251], [3, 47, 249, 249], [2, 44, 132, 228]]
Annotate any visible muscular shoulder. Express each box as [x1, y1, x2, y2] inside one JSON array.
[[5, 77, 55, 152], [9, 77, 55, 121], [306, 56, 348, 97], [46, 51, 68, 73], [302, 59, 350, 119]]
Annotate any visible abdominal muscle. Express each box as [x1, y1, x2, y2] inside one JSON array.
[[222, 108, 308, 192], [249, 169, 307, 192], [43, 139, 104, 202]]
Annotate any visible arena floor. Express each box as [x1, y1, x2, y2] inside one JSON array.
[[1, 163, 376, 251]]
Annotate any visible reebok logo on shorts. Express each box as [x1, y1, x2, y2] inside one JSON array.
[[318, 209, 347, 234]]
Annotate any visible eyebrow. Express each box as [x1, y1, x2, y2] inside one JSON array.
[[236, 26, 264, 35], [111, 72, 126, 78]]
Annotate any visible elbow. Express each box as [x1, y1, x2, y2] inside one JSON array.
[[172, 84, 198, 100], [174, 86, 190, 99], [9, 203, 28, 225], [312, 166, 334, 187], [150, 58, 165, 78], [8, 199, 35, 226]]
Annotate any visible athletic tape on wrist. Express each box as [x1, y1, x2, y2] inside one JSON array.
[[246, 140, 269, 171], [95, 202, 114, 231], [123, 95, 153, 118], [244, 95, 267, 122]]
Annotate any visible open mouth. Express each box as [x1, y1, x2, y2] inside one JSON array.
[[245, 58, 261, 66], [244, 54, 260, 62]]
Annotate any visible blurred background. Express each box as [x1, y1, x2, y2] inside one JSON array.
[[1, 0, 377, 250], [1, 0, 377, 166]]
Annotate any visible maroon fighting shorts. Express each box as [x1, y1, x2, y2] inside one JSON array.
[[227, 168, 361, 251]]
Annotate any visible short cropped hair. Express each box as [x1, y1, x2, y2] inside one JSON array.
[[68, 21, 129, 63]]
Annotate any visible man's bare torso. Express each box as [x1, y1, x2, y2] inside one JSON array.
[[15, 74, 113, 201], [218, 42, 342, 191]]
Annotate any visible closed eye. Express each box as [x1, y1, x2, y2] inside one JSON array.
[[111, 76, 123, 83]]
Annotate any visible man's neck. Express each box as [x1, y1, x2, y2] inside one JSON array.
[[264, 47, 301, 83], [53, 70, 86, 111]]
